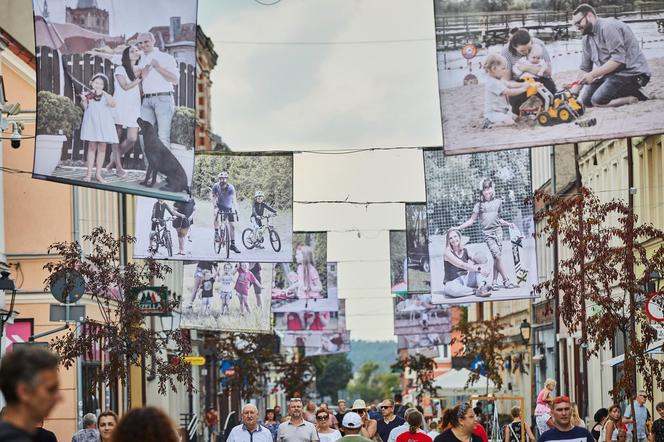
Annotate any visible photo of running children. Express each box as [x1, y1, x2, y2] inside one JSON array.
[[424, 148, 538, 304], [180, 261, 273, 333], [133, 152, 293, 261], [434, 0, 664, 154]]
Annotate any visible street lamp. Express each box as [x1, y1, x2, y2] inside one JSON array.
[[647, 270, 662, 293], [519, 319, 531, 345]]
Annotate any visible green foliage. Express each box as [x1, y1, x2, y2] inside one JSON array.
[[313, 353, 354, 402], [170, 106, 196, 148], [348, 340, 397, 373], [390, 231, 406, 287], [36, 90, 83, 138], [192, 154, 293, 208], [348, 361, 400, 402]]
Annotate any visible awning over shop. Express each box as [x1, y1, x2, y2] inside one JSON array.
[[601, 340, 664, 367], [432, 368, 498, 396]]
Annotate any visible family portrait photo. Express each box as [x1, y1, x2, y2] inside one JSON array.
[[32, 0, 197, 200], [271, 236, 340, 313], [434, 0, 664, 153], [393, 293, 451, 335], [406, 203, 432, 293], [424, 149, 538, 304], [180, 261, 274, 333], [133, 153, 294, 261]]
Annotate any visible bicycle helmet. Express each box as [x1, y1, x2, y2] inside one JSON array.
[[218, 171, 229, 179], [255, 191, 264, 198]]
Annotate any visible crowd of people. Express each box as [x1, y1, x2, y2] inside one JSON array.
[[2, 347, 663, 442]]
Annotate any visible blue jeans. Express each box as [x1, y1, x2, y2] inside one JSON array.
[[581, 73, 650, 107], [141, 94, 175, 145]]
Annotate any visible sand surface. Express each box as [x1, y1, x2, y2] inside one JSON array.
[[441, 57, 664, 153]]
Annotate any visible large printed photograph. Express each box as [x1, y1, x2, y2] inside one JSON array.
[[180, 261, 273, 333], [406, 203, 431, 293], [32, 0, 198, 200], [424, 149, 538, 304], [133, 153, 293, 261], [397, 332, 450, 350], [389, 230, 408, 294], [393, 293, 450, 335], [434, 0, 664, 154]]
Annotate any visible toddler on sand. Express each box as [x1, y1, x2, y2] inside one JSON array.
[[483, 53, 531, 128]]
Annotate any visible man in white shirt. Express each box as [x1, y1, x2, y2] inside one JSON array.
[[136, 32, 180, 146], [227, 404, 273, 442]]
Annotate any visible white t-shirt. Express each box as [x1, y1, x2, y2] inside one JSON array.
[[219, 273, 235, 293], [138, 48, 179, 94], [484, 76, 511, 122], [318, 430, 342, 442]]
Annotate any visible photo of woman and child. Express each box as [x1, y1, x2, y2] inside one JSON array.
[[435, 1, 664, 154], [424, 149, 538, 304], [33, 0, 197, 199], [180, 261, 273, 333]]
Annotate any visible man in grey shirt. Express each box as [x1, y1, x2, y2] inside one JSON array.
[[71, 413, 99, 442], [277, 398, 320, 442], [572, 3, 650, 107]]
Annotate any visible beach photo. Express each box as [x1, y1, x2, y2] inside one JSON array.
[[434, 0, 664, 153], [424, 149, 538, 304], [133, 152, 294, 261], [32, 0, 197, 200], [180, 262, 273, 333]]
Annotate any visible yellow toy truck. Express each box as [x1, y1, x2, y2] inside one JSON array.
[[524, 77, 585, 126]]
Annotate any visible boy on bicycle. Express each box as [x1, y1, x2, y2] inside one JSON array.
[[211, 171, 241, 254], [250, 191, 277, 248], [150, 199, 175, 249]]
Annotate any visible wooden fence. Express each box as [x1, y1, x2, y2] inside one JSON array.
[[36, 46, 196, 168]]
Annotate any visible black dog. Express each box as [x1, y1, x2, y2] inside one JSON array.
[[137, 118, 189, 193]]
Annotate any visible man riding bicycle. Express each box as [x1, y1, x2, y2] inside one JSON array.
[[211, 171, 241, 254]]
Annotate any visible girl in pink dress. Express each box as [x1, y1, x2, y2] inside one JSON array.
[[234, 263, 261, 315], [535, 378, 556, 435]]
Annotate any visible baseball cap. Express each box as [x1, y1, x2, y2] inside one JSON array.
[[342, 412, 362, 429]]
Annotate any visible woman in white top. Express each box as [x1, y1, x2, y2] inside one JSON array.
[[315, 408, 341, 442]]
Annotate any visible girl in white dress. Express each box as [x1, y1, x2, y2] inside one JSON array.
[[106, 44, 145, 176], [79, 73, 117, 183]]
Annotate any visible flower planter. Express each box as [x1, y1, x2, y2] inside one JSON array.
[[33, 134, 67, 176], [170, 142, 194, 185]]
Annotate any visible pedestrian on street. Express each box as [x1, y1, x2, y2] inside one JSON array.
[[352, 399, 378, 441], [535, 379, 556, 436], [274, 406, 283, 423], [338, 412, 372, 442], [34, 420, 58, 442], [396, 410, 431, 442], [601, 405, 623, 442], [571, 403, 586, 428], [304, 401, 317, 424], [538, 397, 593, 442], [263, 409, 280, 442], [623, 391, 651, 442], [591, 409, 609, 442], [0, 347, 62, 442], [434, 403, 483, 442], [504, 406, 537, 442], [98, 410, 118, 442], [111, 406, 180, 442], [315, 407, 341, 442], [649, 402, 664, 442], [377, 399, 406, 442], [388, 408, 420, 442], [227, 404, 273, 442], [337, 400, 349, 432], [72, 413, 99, 442], [394, 395, 406, 419], [318, 403, 339, 429], [427, 420, 440, 440], [277, 398, 320, 442]]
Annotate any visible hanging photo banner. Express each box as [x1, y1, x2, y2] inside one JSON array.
[[32, 0, 198, 201], [389, 230, 408, 295], [397, 332, 450, 350], [133, 152, 294, 261], [433, 0, 664, 154], [409, 346, 440, 359], [274, 311, 339, 331], [424, 148, 538, 304], [405, 203, 431, 294], [393, 294, 450, 335], [271, 237, 338, 313], [180, 262, 273, 333], [304, 331, 351, 357]]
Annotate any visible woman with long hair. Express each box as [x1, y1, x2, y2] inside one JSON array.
[[600, 405, 622, 442], [295, 244, 322, 299], [442, 228, 491, 298], [316, 407, 342, 442], [98, 410, 118, 442], [571, 403, 586, 428], [111, 407, 180, 442], [263, 409, 279, 442], [434, 403, 483, 442], [397, 410, 431, 442], [106, 44, 145, 177], [504, 406, 536, 442], [591, 409, 609, 442]]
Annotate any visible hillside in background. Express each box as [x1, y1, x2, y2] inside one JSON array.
[[349, 340, 398, 373]]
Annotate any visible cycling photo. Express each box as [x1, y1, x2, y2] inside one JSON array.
[[133, 152, 293, 262]]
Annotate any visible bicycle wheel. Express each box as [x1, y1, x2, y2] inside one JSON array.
[[242, 228, 256, 250], [215, 228, 222, 254], [224, 224, 230, 259], [164, 230, 173, 257], [269, 229, 281, 252]]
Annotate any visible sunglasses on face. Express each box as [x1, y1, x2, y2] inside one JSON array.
[[381, 406, 393, 410], [353, 409, 366, 414], [316, 415, 329, 420]]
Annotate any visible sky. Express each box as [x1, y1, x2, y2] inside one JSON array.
[[198, 0, 441, 341]]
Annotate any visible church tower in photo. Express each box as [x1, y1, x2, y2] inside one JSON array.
[[65, 0, 109, 35]]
